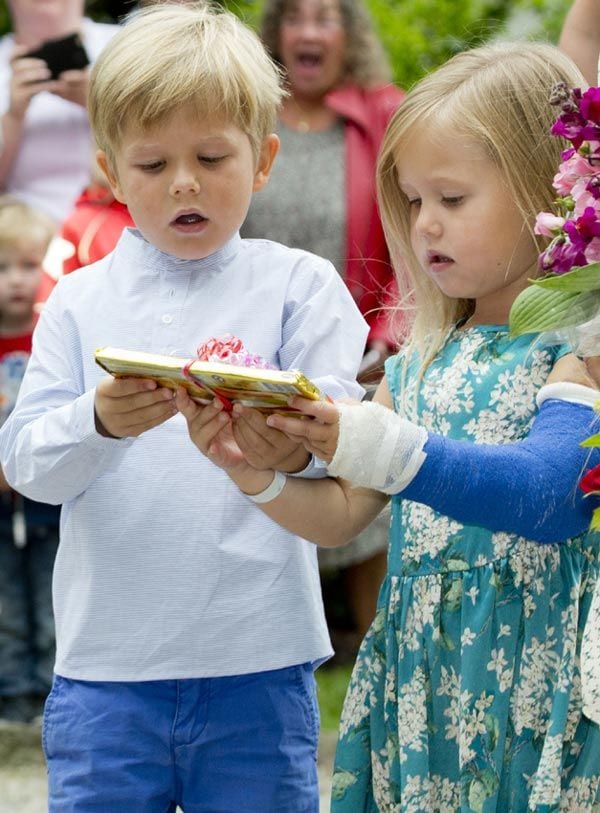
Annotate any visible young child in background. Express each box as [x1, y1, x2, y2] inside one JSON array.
[[0, 197, 59, 724], [35, 156, 134, 306], [0, 5, 368, 810], [177, 42, 600, 810]]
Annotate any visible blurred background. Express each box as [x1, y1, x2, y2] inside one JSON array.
[[0, 0, 573, 91]]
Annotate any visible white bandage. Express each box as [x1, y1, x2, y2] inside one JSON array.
[[326, 401, 428, 494], [536, 382, 600, 408]]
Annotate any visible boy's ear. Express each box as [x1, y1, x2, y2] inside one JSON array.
[[253, 134, 280, 192], [95, 150, 126, 203]]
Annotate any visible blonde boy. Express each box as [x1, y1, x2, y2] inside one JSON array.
[[0, 4, 367, 810], [0, 197, 60, 725]]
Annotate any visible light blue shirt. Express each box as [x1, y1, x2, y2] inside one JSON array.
[[0, 229, 368, 680]]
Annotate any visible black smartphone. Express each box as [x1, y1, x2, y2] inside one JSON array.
[[22, 32, 90, 80]]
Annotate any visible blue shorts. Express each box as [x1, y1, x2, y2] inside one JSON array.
[[43, 663, 320, 812]]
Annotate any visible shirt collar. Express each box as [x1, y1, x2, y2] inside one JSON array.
[[116, 228, 242, 276]]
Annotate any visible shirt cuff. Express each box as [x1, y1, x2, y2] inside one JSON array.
[[286, 454, 328, 479]]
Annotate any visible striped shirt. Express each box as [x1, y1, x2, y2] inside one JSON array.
[[0, 229, 368, 680]]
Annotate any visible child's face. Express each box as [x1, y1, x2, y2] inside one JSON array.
[[395, 130, 539, 325], [0, 240, 45, 331], [96, 107, 279, 261]]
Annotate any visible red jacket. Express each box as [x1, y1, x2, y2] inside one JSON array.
[[326, 82, 405, 347], [36, 186, 134, 305]]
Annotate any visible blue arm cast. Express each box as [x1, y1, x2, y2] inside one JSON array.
[[401, 399, 600, 543]]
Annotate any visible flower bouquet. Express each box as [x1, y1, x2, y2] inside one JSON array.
[[509, 82, 600, 529], [509, 83, 600, 726]]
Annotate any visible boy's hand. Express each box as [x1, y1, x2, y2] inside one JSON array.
[[95, 376, 177, 438], [231, 404, 310, 473], [265, 396, 342, 464]]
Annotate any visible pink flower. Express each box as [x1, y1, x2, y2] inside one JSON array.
[[553, 153, 594, 196], [585, 236, 600, 262], [534, 212, 565, 236], [195, 334, 276, 369]]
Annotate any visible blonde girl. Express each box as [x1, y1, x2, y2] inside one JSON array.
[[178, 41, 600, 811]]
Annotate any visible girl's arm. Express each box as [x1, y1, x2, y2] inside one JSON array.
[[266, 375, 600, 544], [175, 387, 389, 547]]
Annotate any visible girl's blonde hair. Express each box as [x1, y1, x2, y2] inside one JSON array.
[[377, 41, 584, 372], [88, 3, 285, 168], [0, 196, 54, 251], [261, 0, 392, 88]]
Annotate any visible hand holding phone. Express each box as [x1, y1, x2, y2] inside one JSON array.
[[21, 32, 89, 80]]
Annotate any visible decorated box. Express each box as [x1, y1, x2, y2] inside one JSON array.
[[94, 346, 322, 413]]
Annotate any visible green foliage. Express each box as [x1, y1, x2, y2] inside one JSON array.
[[364, 0, 572, 89], [316, 664, 352, 731], [367, 0, 506, 88]]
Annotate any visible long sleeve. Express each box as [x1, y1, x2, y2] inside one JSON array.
[[0, 287, 132, 504], [401, 399, 599, 543]]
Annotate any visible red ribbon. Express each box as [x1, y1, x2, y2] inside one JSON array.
[[181, 360, 234, 412]]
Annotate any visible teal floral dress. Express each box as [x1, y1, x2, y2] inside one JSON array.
[[331, 326, 600, 812]]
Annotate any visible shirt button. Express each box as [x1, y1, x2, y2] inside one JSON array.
[[161, 314, 173, 324]]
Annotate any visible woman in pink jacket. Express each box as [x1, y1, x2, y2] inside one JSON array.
[[241, 0, 404, 650]]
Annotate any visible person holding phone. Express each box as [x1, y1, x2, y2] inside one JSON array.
[[0, 0, 118, 223]]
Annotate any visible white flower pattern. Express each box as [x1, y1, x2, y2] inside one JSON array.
[[331, 328, 600, 812]]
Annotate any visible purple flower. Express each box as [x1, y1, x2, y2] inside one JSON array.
[[539, 237, 586, 274], [579, 87, 600, 126]]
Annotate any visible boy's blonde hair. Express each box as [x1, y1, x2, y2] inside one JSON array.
[[0, 196, 55, 252], [88, 3, 285, 168], [377, 42, 584, 373]]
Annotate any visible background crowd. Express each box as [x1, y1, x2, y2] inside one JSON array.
[[0, 0, 597, 809]]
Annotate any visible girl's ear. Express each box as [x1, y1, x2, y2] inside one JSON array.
[[95, 150, 125, 203], [253, 134, 280, 192]]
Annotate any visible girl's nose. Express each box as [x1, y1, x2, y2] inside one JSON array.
[[414, 205, 442, 238]]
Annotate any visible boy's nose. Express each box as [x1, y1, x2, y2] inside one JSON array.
[[170, 173, 200, 196]]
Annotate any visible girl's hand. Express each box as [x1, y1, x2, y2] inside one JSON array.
[[231, 404, 310, 472], [175, 388, 244, 472], [265, 396, 343, 464], [546, 353, 598, 388], [176, 389, 277, 495]]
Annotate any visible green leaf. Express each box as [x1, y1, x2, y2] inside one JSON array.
[[484, 713, 500, 753], [331, 770, 358, 801], [581, 433, 600, 448], [509, 287, 600, 336], [446, 557, 469, 571], [533, 263, 600, 293], [591, 507, 600, 533]]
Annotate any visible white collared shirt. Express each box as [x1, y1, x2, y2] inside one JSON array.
[[0, 229, 368, 680]]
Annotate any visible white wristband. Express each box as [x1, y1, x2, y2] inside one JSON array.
[[245, 470, 287, 503]]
